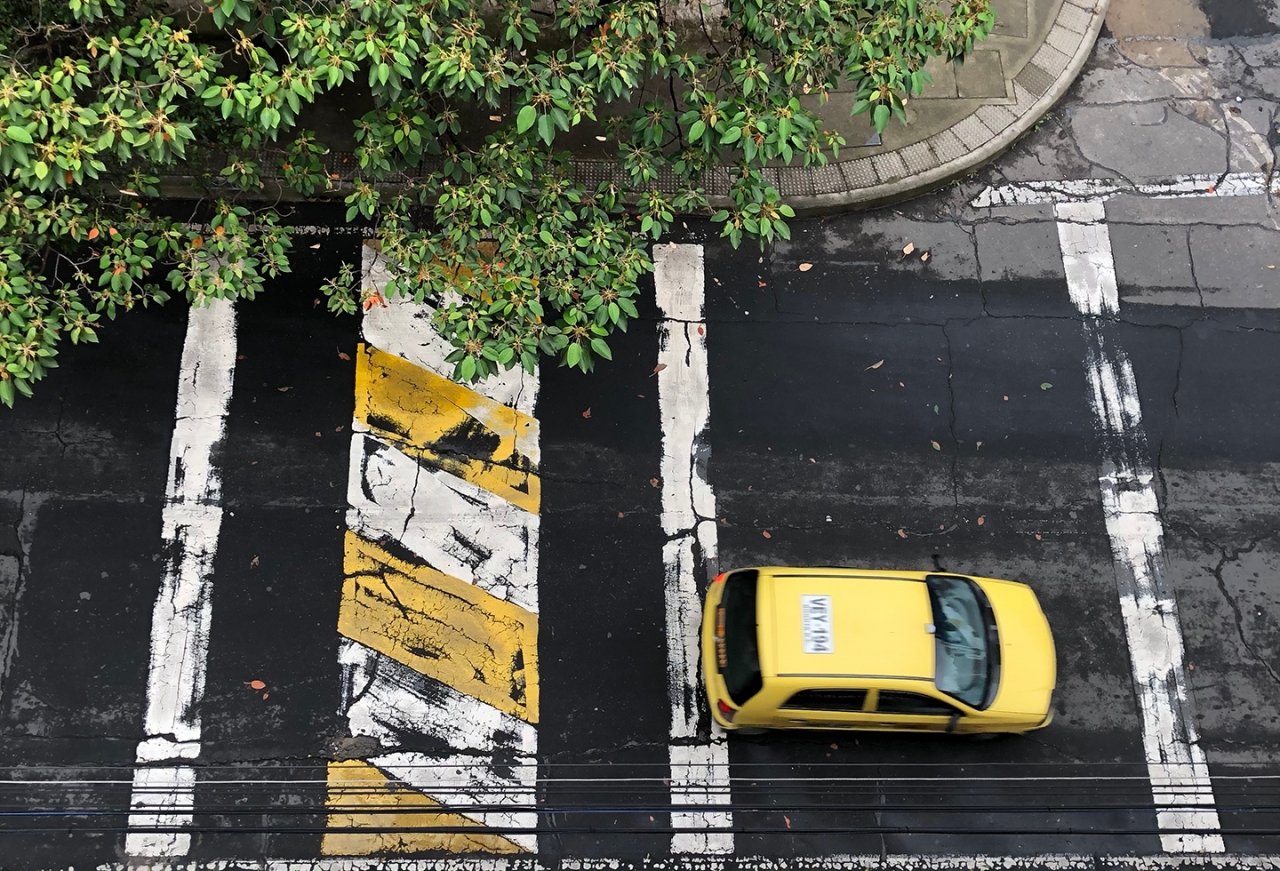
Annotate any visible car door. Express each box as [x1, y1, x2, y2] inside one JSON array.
[[865, 688, 964, 732], [773, 688, 875, 730]]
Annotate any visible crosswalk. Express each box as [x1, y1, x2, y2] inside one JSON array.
[[0, 223, 1277, 866]]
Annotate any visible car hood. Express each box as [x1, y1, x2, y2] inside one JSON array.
[[977, 579, 1056, 717]]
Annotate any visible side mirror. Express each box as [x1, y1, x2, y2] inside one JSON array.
[[946, 712, 961, 733]]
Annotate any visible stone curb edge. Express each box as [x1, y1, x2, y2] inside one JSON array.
[[782, 0, 1111, 216]]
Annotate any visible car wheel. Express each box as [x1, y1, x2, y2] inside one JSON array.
[[731, 726, 768, 736]]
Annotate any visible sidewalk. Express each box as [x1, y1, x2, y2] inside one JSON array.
[[207, 0, 1109, 215]]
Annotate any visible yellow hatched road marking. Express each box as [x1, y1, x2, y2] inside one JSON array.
[[320, 760, 526, 855], [339, 531, 539, 724], [354, 345, 540, 514]]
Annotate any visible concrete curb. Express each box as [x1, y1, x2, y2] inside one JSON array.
[[782, 0, 1111, 215], [169, 0, 1109, 217]]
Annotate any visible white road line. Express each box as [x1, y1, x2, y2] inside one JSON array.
[[126, 299, 238, 858], [1054, 205, 1223, 854], [653, 243, 733, 855], [347, 434, 539, 613], [972, 171, 1279, 207], [87, 854, 1280, 871]]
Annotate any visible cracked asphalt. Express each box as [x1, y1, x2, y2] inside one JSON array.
[[1, 0, 1280, 864]]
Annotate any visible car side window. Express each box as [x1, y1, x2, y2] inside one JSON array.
[[780, 689, 868, 713], [875, 690, 958, 716]]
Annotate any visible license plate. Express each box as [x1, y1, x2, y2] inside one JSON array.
[[801, 595, 834, 654]]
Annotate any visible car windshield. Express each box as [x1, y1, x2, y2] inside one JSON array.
[[925, 575, 992, 708], [719, 570, 763, 706]]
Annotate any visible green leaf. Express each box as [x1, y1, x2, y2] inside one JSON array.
[[5, 125, 33, 144], [516, 105, 536, 134], [0, 379, 13, 407], [688, 119, 706, 143], [460, 354, 477, 381], [33, 161, 48, 179], [565, 342, 582, 367], [1040, 382, 1053, 390], [872, 104, 890, 132], [590, 338, 612, 360], [720, 126, 742, 146]]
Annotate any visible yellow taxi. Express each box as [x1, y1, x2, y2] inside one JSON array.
[[702, 567, 1056, 734]]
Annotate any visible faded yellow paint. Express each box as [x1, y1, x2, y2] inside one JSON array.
[[354, 344, 540, 514], [321, 759, 526, 855], [340, 531, 539, 724]]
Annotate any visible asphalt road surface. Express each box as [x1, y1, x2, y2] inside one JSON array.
[[0, 173, 1277, 870]]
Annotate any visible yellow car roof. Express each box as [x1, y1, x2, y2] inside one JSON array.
[[761, 568, 935, 680]]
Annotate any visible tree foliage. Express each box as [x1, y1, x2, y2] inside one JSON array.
[[0, 0, 992, 405]]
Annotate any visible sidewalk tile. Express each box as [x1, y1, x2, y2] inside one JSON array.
[[841, 158, 878, 189], [1046, 24, 1083, 57], [1011, 81, 1040, 115], [1031, 43, 1072, 77], [898, 141, 938, 175], [809, 163, 843, 196], [872, 151, 909, 183], [953, 114, 996, 150], [1016, 62, 1056, 96], [1057, 2, 1091, 33], [976, 103, 1020, 133], [930, 129, 969, 164]]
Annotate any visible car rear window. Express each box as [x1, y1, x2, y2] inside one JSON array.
[[781, 688, 868, 712], [719, 570, 763, 706]]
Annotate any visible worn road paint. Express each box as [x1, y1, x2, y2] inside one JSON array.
[[654, 243, 733, 855], [972, 171, 1280, 207], [370, 751, 537, 853], [340, 639, 537, 756], [360, 244, 537, 417], [341, 531, 538, 723], [354, 344, 540, 513], [0, 489, 43, 703], [322, 760, 525, 856], [86, 854, 1280, 871], [347, 434, 539, 613], [1054, 206, 1223, 853], [126, 299, 237, 858], [328, 248, 540, 855]]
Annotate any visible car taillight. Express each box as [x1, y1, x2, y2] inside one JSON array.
[[716, 699, 735, 722], [712, 572, 726, 584]]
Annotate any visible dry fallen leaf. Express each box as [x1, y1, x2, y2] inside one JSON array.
[[582, 408, 592, 419], [489, 114, 503, 122], [783, 815, 792, 829], [866, 359, 885, 370], [897, 529, 907, 539], [697, 326, 705, 336], [930, 440, 941, 451], [335, 425, 345, 433], [762, 530, 772, 539], [921, 251, 931, 263], [899, 381, 905, 387], [798, 262, 813, 272], [617, 512, 625, 519], [637, 393, 645, 398], [650, 477, 660, 488], [830, 743, 838, 750], [277, 386, 292, 392], [250, 556, 259, 567], [1002, 395, 1009, 401], [315, 431, 322, 437], [758, 280, 767, 287], [262, 692, 269, 700], [338, 350, 351, 361], [977, 516, 985, 526], [309, 243, 321, 249], [1035, 533, 1043, 541], [652, 363, 667, 376], [809, 457, 816, 463], [902, 242, 916, 257], [976, 440, 983, 449], [248, 680, 266, 690]]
